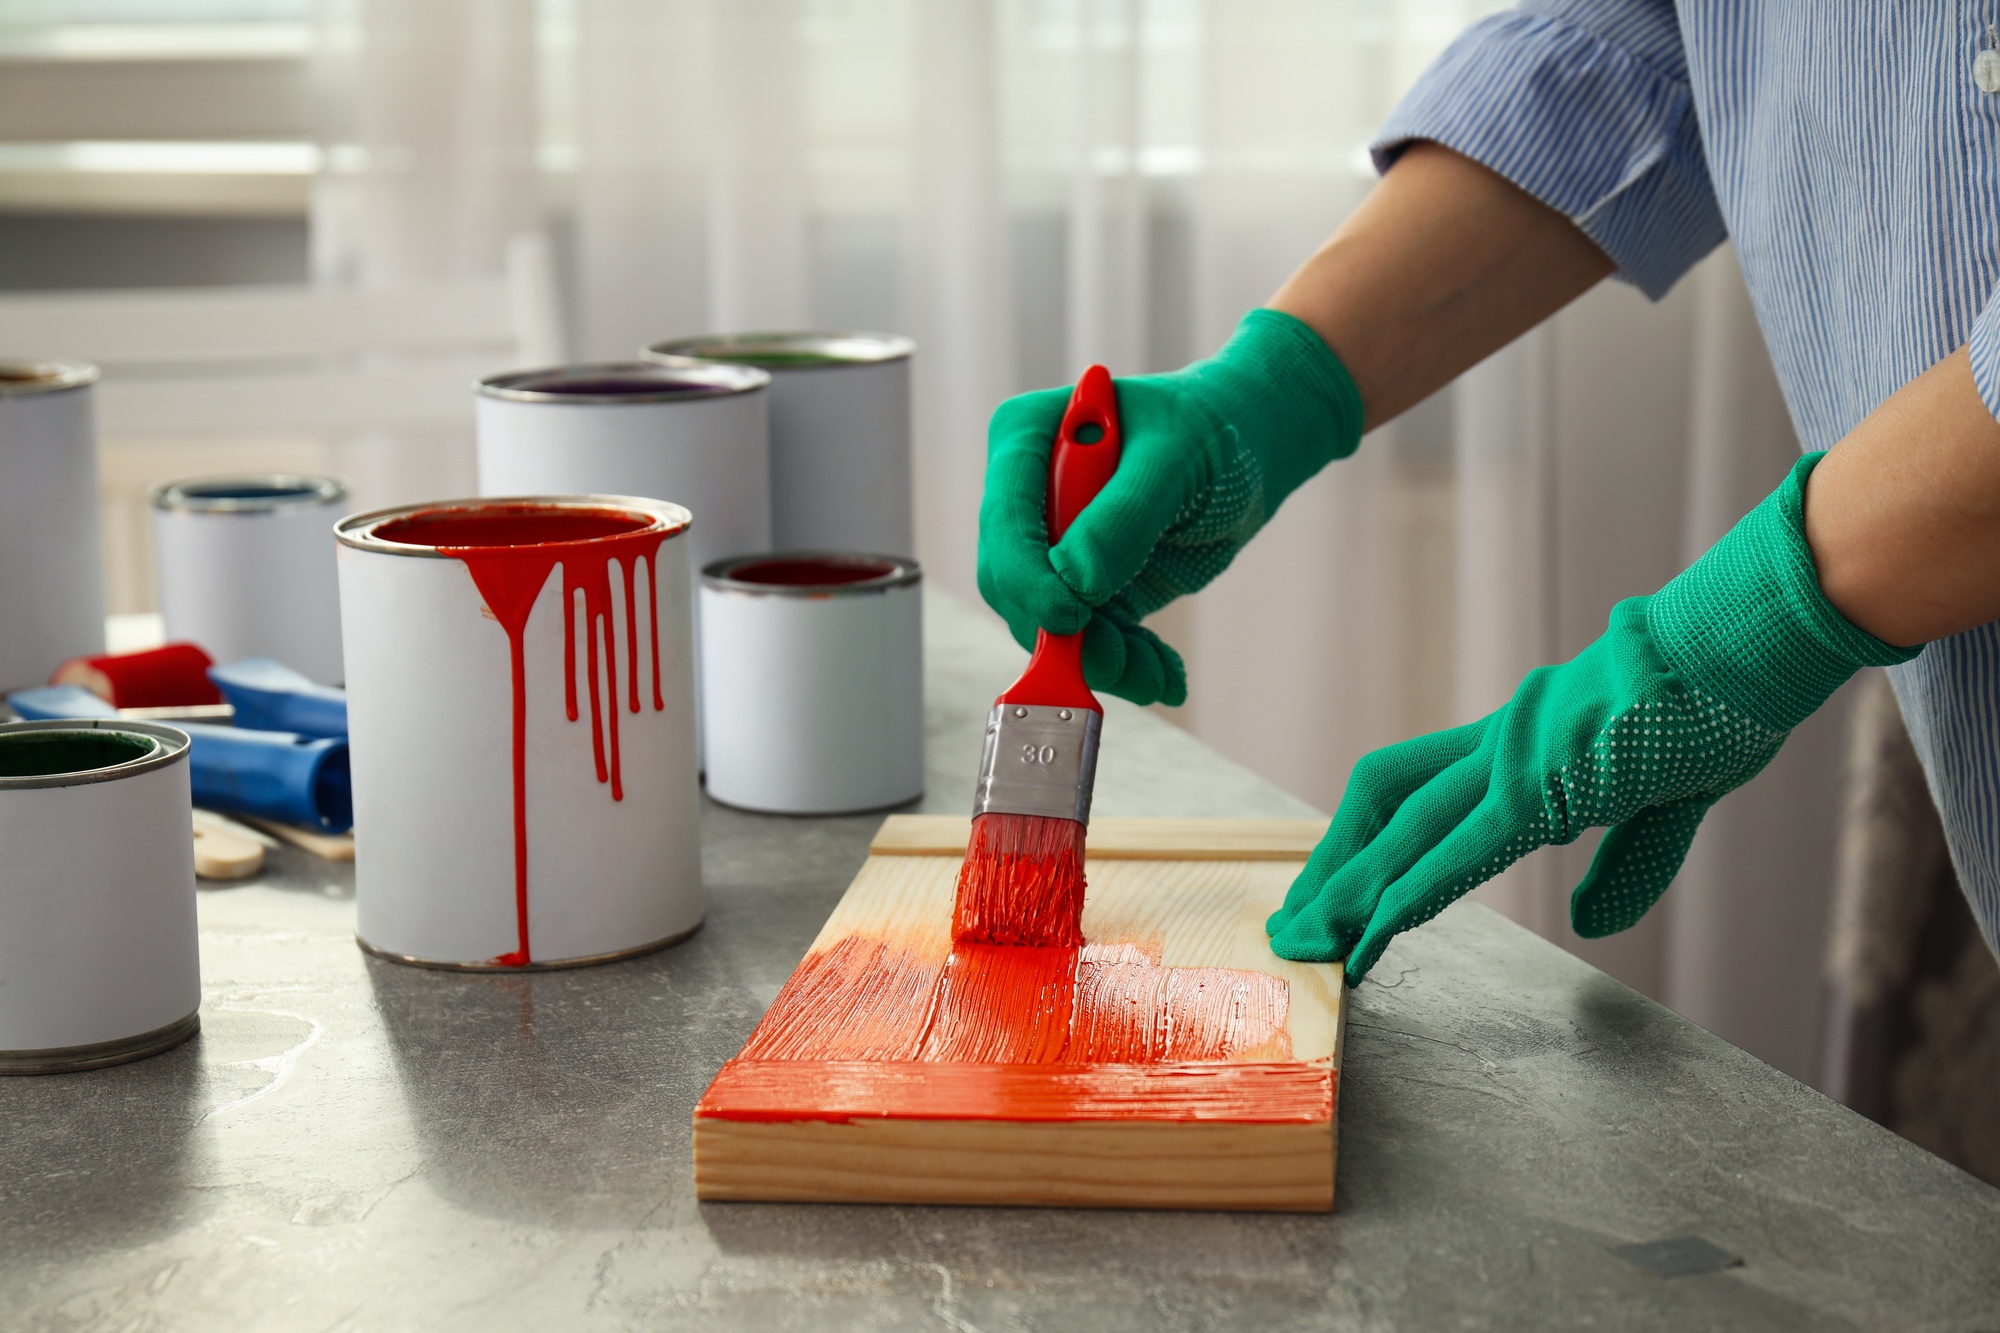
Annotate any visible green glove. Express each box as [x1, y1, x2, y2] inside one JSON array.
[[977, 308, 1364, 706], [1269, 452, 1920, 986]]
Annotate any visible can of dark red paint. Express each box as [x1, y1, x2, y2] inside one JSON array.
[[641, 333, 914, 557], [699, 551, 923, 814], [335, 495, 702, 969], [151, 474, 348, 684], [0, 361, 105, 691], [0, 718, 200, 1074]]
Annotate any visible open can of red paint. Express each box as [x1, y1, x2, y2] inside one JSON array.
[[0, 361, 105, 691], [699, 552, 923, 815], [642, 332, 914, 557], [0, 718, 200, 1074], [152, 474, 348, 684], [336, 495, 702, 969]]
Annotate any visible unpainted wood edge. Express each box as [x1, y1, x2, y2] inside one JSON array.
[[870, 813, 1325, 861], [693, 1115, 1334, 1213]]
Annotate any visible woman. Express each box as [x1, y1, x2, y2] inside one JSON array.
[[978, 2, 2000, 985]]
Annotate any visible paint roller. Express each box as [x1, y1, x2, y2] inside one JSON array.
[[206, 658, 348, 738], [7, 684, 353, 833]]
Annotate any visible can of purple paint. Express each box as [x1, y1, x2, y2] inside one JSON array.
[[641, 332, 914, 557], [336, 495, 702, 970], [0, 719, 200, 1074], [0, 361, 105, 692], [474, 362, 773, 581]]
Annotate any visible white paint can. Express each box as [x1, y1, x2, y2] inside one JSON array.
[[152, 474, 348, 684], [0, 719, 200, 1074], [700, 552, 923, 815], [474, 362, 772, 576], [643, 333, 914, 557], [336, 495, 702, 969], [0, 362, 105, 692]]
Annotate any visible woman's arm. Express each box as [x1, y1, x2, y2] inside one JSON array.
[[1806, 347, 2000, 646], [1276, 142, 2000, 649], [1270, 142, 1615, 427]]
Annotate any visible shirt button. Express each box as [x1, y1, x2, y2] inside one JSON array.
[[1977, 47, 2000, 93]]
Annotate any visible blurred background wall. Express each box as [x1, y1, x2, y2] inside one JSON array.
[[0, 0, 1883, 1094]]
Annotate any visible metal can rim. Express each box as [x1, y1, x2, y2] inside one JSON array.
[[0, 718, 191, 790], [0, 359, 99, 397], [0, 1010, 200, 1076], [477, 360, 770, 404], [335, 493, 693, 558], [642, 331, 915, 370], [150, 473, 347, 514], [701, 550, 921, 597], [356, 918, 704, 971]]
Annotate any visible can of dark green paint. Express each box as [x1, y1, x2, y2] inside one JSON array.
[[640, 332, 915, 558], [0, 719, 201, 1074]]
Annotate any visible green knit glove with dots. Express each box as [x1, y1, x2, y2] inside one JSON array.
[[1269, 452, 1921, 987], [977, 309, 1364, 706]]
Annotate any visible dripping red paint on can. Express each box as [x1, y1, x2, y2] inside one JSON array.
[[336, 495, 703, 970]]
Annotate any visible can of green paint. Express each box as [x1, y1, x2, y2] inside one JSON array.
[[0, 719, 200, 1074], [641, 332, 914, 557]]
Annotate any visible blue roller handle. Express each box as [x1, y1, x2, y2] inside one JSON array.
[[208, 658, 348, 739], [7, 684, 353, 832]]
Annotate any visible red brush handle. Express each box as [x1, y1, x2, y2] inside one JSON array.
[[1046, 363, 1122, 542], [998, 365, 1121, 712]]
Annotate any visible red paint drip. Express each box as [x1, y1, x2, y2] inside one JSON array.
[[952, 812, 1087, 948], [384, 503, 677, 967], [707, 933, 1298, 1122]]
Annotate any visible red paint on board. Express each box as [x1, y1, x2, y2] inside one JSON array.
[[378, 503, 679, 966], [699, 1059, 1334, 1124], [700, 933, 1303, 1123], [952, 813, 1086, 948]]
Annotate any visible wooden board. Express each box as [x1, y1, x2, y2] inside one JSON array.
[[694, 814, 1345, 1212]]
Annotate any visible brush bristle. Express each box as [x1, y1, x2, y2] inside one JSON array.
[[952, 812, 1087, 948]]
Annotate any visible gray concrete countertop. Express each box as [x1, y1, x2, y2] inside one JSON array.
[[4, 589, 1998, 1331]]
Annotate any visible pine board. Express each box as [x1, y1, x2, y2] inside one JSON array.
[[694, 815, 1345, 1212]]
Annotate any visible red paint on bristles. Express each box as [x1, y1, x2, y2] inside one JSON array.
[[952, 812, 1087, 948], [952, 364, 1120, 949]]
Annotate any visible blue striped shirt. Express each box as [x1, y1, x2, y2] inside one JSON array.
[[1375, 1, 2000, 957]]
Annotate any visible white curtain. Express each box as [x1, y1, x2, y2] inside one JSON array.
[[312, 0, 1843, 1083]]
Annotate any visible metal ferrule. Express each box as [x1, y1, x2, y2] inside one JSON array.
[[971, 703, 1101, 825]]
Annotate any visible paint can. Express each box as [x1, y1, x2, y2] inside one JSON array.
[[0, 718, 200, 1074], [0, 361, 105, 691], [474, 362, 772, 577], [336, 495, 702, 969], [641, 333, 914, 557], [700, 552, 923, 814], [151, 474, 348, 684]]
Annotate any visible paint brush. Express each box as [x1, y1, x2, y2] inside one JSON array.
[[953, 364, 1122, 948]]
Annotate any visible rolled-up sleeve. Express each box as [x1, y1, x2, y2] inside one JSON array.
[[1371, 1, 1724, 301], [1968, 287, 2000, 426]]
